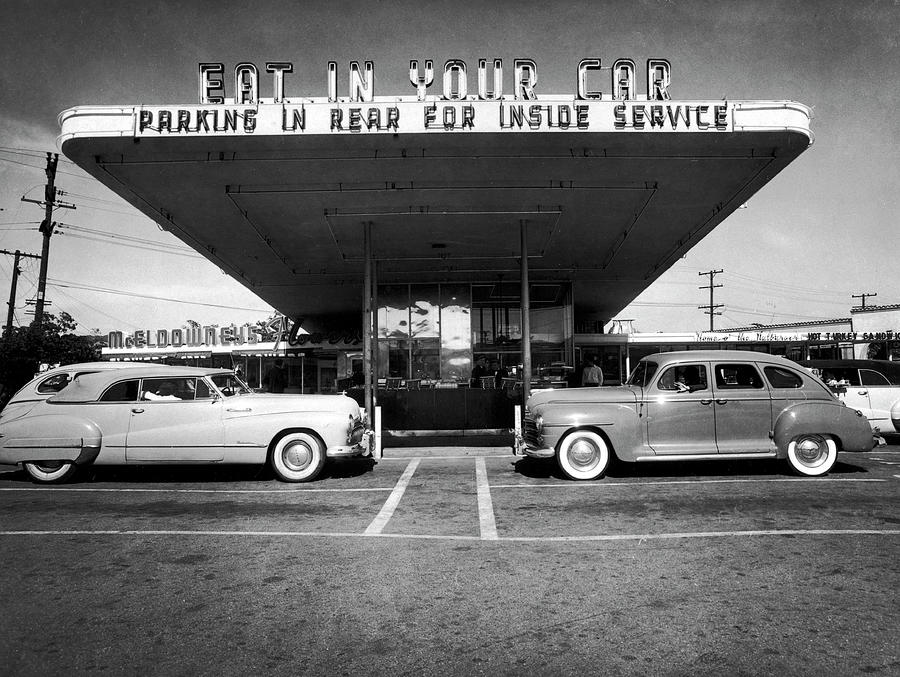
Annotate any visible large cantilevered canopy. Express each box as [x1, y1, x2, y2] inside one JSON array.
[[59, 98, 811, 322]]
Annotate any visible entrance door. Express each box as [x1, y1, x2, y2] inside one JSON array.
[[126, 377, 224, 462], [710, 361, 775, 454], [646, 362, 717, 455]]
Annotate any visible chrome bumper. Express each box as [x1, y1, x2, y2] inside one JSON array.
[[514, 432, 555, 459], [328, 429, 373, 458]]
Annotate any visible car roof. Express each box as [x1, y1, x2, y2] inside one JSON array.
[[640, 350, 798, 365], [32, 361, 147, 375], [48, 366, 234, 402]]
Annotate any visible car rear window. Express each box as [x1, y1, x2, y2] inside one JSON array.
[[37, 373, 72, 393], [764, 366, 803, 389]]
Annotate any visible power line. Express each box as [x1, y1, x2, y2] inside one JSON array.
[[55, 231, 205, 259], [56, 222, 195, 252], [47, 278, 273, 313]]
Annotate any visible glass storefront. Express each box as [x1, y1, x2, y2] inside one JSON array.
[[376, 281, 573, 383]]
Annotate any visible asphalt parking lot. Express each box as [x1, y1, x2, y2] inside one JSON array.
[[1, 444, 899, 676]]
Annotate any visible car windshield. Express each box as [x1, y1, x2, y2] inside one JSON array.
[[209, 373, 254, 397], [626, 360, 659, 387]]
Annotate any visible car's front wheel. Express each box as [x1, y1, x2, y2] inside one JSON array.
[[269, 431, 326, 482], [786, 434, 837, 476], [557, 430, 611, 481], [23, 460, 78, 484]]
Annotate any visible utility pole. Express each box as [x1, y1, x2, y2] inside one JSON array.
[[2, 249, 41, 336], [698, 269, 724, 331], [851, 292, 877, 309], [20, 152, 75, 327]]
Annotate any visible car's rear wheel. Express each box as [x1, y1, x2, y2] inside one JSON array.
[[557, 430, 610, 481], [23, 460, 78, 484], [786, 434, 837, 476], [270, 431, 326, 482]]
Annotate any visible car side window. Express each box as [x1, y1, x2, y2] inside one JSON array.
[[714, 363, 763, 389], [657, 364, 707, 392], [99, 380, 140, 402], [37, 373, 72, 393], [860, 369, 890, 386], [764, 366, 803, 389], [141, 377, 197, 401]]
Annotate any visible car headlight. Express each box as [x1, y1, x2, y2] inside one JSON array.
[[534, 414, 544, 432]]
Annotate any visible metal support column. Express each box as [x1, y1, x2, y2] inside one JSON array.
[[520, 220, 531, 403], [363, 222, 374, 425]]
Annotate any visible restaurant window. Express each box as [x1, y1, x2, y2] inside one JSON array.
[[440, 284, 472, 383], [471, 282, 572, 376]]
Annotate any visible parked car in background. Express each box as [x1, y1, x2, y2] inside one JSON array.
[[796, 360, 900, 434], [0, 365, 370, 484], [517, 350, 877, 480]]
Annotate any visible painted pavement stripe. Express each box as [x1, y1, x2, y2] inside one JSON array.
[[0, 487, 394, 494], [490, 478, 887, 489], [364, 458, 420, 535], [475, 456, 497, 540], [0, 528, 898, 542]]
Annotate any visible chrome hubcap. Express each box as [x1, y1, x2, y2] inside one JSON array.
[[283, 441, 312, 471], [796, 437, 825, 465], [569, 439, 599, 469]]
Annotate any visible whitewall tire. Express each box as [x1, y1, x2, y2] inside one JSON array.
[[23, 460, 78, 484], [270, 431, 326, 482], [786, 434, 837, 476], [557, 430, 611, 481]]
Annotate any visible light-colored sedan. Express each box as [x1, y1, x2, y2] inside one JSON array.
[[517, 350, 877, 480], [0, 365, 370, 484]]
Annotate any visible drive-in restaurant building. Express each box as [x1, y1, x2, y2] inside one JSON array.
[[58, 57, 813, 438]]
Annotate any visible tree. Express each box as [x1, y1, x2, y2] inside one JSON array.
[[0, 312, 101, 403]]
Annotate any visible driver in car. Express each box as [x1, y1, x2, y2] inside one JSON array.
[[144, 381, 181, 401]]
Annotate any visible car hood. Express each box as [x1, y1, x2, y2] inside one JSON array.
[[526, 386, 641, 409]]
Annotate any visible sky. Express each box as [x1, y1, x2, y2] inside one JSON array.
[[0, 0, 897, 336]]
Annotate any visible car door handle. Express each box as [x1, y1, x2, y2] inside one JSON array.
[[857, 390, 868, 395], [716, 399, 728, 405], [700, 399, 713, 405], [226, 407, 252, 412], [131, 408, 144, 414]]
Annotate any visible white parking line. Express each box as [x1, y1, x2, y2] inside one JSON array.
[[365, 458, 419, 535], [0, 486, 394, 494], [491, 477, 888, 489], [0, 528, 898, 542], [475, 457, 497, 540]]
